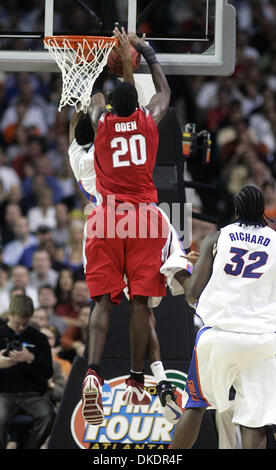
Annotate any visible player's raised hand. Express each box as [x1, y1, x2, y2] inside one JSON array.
[[113, 26, 131, 60], [128, 32, 147, 50]]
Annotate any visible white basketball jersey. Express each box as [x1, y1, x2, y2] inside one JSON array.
[[196, 222, 276, 333], [68, 139, 102, 206]]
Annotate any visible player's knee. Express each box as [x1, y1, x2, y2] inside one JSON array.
[[131, 295, 149, 306], [94, 294, 113, 311]]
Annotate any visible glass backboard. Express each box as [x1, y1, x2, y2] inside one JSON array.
[[0, 0, 236, 75]]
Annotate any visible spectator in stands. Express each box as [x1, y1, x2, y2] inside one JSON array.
[[249, 89, 276, 155], [60, 304, 90, 363], [60, 219, 84, 275], [246, 157, 273, 188], [21, 159, 64, 208], [18, 225, 53, 269], [42, 238, 66, 272], [30, 307, 49, 330], [56, 156, 76, 202], [6, 183, 23, 208], [29, 249, 58, 290], [52, 202, 70, 247], [0, 73, 48, 142], [27, 186, 57, 233], [0, 203, 22, 247], [40, 324, 71, 380], [0, 145, 20, 195], [10, 265, 38, 308], [239, 81, 264, 118], [218, 118, 269, 168], [10, 287, 25, 297], [48, 133, 69, 172], [0, 72, 8, 121], [195, 76, 240, 115], [0, 263, 10, 316], [206, 86, 232, 133], [0, 295, 55, 449], [55, 268, 74, 304], [236, 29, 260, 64], [2, 216, 37, 267], [38, 285, 67, 335], [13, 135, 47, 181], [40, 325, 67, 413], [263, 180, 276, 230], [55, 280, 89, 327]]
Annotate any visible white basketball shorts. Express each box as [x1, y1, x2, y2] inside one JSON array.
[[183, 326, 276, 428]]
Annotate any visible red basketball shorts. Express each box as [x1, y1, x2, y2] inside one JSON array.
[[83, 201, 169, 305]]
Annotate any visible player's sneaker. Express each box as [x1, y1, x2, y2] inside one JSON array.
[[122, 377, 151, 405], [81, 369, 104, 426], [157, 380, 182, 424]]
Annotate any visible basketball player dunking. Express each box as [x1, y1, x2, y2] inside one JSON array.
[[77, 28, 192, 426]]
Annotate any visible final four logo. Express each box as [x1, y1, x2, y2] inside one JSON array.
[[71, 370, 188, 449]]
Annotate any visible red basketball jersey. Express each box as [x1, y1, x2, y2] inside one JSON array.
[[93, 106, 159, 204]]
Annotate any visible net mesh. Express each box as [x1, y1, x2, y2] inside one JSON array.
[[44, 36, 117, 112]]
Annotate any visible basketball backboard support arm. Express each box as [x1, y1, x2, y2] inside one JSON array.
[[0, 0, 236, 76]]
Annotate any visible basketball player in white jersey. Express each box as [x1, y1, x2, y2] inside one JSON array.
[[171, 184, 276, 449]]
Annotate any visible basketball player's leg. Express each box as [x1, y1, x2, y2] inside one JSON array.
[[170, 407, 206, 449], [82, 214, 126, 425], [87, 294, 113, 370], [129, 295, 150, 372], [147, 309, 161, 363], [123, 205, 171, 406], [84, 210, 126, 372], [241, 426, 266, 449], [147, 309, 183, 423], [81, 294, 117, 426], [122, 295, 152, 405]]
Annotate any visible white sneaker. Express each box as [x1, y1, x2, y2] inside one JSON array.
[[163, 398, 182, 424], [81, 369, 104, 426]]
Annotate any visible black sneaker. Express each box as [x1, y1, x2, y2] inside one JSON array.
[[157, 381, 182, 424], [157, 380, 176, 406]]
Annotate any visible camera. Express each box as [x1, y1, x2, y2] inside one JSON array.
[[0, 337, 23, 357], [182, 123, 212, 164]]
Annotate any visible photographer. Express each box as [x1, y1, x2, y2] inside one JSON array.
[[0, 295, 55, 449]]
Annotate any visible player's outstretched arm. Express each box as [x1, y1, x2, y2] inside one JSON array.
[[87, 92, 106, 136], [185, 231, 220, 305], [69, 110, 85, 146], [129, 32, 171, 126]]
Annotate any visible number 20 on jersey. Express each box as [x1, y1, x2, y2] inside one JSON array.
[[111, 134, 147, 168]]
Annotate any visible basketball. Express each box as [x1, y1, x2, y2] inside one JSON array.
[[107, 45, 141, 77]]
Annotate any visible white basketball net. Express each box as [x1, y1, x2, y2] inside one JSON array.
[[44, 36, 117, 113]]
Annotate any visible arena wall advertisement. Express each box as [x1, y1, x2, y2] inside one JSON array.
[[70, 371, 188, 449]]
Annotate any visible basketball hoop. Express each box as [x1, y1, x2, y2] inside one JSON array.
[[44, 35, 118, 112]]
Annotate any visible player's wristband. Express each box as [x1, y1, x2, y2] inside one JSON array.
[[134, 43, 158, 66]]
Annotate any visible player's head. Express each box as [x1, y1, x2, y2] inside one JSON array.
[[75, 114, 94, 147], [111, 82, 138, 117], [234, 184, 267, 227]]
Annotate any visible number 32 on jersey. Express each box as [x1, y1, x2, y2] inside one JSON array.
[[224, 247, 268, 279], [111, 134, 147, 168]]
